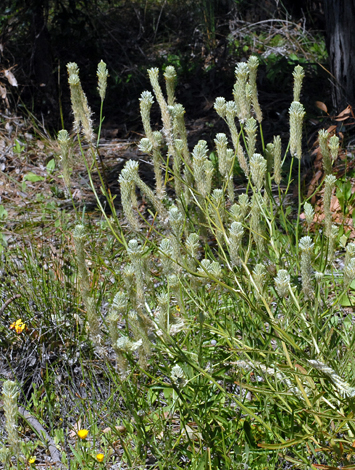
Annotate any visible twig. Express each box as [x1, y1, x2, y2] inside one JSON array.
[[0, 294, 21, 315], [18, 406, 63, 467], [232, 18, 305, 33]]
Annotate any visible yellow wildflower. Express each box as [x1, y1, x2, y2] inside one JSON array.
[[29, 456, 36, 464], [96, 453, 104, 462], [10, 319, 26, 334], [77, 429, 89, 440]]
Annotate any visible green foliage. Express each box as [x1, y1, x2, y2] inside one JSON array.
[[228, 24, 328, 93], [46, 158, 56, 172], [23, 172, 45, 182], [2, 57, 355, 470], [336, 178, 355, 218], [0, 205, 8, 221]]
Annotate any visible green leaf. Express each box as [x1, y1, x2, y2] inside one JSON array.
[[336, 188, 345, 212], [340, 293, 355, 307], [13, 140, 25, 154], [258, 437, 307, 449], [195, 451, 207, 469], [0, 205, 8, 220], [68, 443, 85, 466], [270, 34, 285, 47], [343, 181, 352, 200], [163, 388, 174, 401], [46, 159, 55, 171], [23, 172, 45, 182], [243, 420, 256, 448]]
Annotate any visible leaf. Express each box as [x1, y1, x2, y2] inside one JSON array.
[[243, 420, 256, 447], [68, 443, 84, 466], [183, 424, 203, 442], [0, 205, 8, 220], [258, 437, 306, 449], [102, 425, 126, 434], [13, 140, 24, 154], [46, 159, 55, 171], [163, 388, 173, 400], [315, 101, 328, 113], [335, 106, 352, 121], [339, 293, 355, 307], [313, 465, 355, 470], [23, 172, 45, 182], [294, 363, 308, 375], [4, 69, 18, 87], [326, 125, 337, 133]]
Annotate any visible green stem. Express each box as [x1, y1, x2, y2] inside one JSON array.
[[295, 157, 302, 254], [77, 136, 126, 247], [96, 100, 104, 147], [259, 122, 265, 153]]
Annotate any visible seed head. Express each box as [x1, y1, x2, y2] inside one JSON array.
[[292, 65, 305, 102], [299, 236, 314, 254], [97, 60, 108, 100], [344, 257, 355, 288], [185, 233, 200, 258], [275, 269, 290, 298], [2, 380, 19, 452], [245, 117, 257, 159], [250, 153, 267, 191], [127, 239, 143, 259], [304, 202, 314, 228], [273, 135, 282, 185], [328, 135, 339, 162], [289, 101, 305, 159], [138, 138, 153, 153], [319, 129, 332, 174], [214, 97, 226, 118], [116, 336, 142, 352], [234, 62, 250, 122], [171, 365, 187, 388], [112, 292, 127, 313], [248, 56, 262, 122]]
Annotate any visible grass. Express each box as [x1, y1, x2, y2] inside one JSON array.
[[1, 57, 355, 470]]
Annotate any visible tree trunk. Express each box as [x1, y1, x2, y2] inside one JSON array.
[[324, 0, 355, 111]]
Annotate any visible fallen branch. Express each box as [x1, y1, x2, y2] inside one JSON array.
[[18, 406, 63, 467], [0, 294, 21, 315]]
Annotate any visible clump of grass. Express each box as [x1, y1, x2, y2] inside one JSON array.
[[1, 57, 355, 469]]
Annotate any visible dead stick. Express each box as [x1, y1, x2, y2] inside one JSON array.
[[18, 406, 63, 467], [0, 294, 21, 315]]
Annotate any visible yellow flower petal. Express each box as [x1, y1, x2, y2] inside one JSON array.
[[77, 429, 89, 439], [96, 453, 104, 462], [10, 319, 25, 333], [29, 456, 36, 464], [15, 322, 25, 334]]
